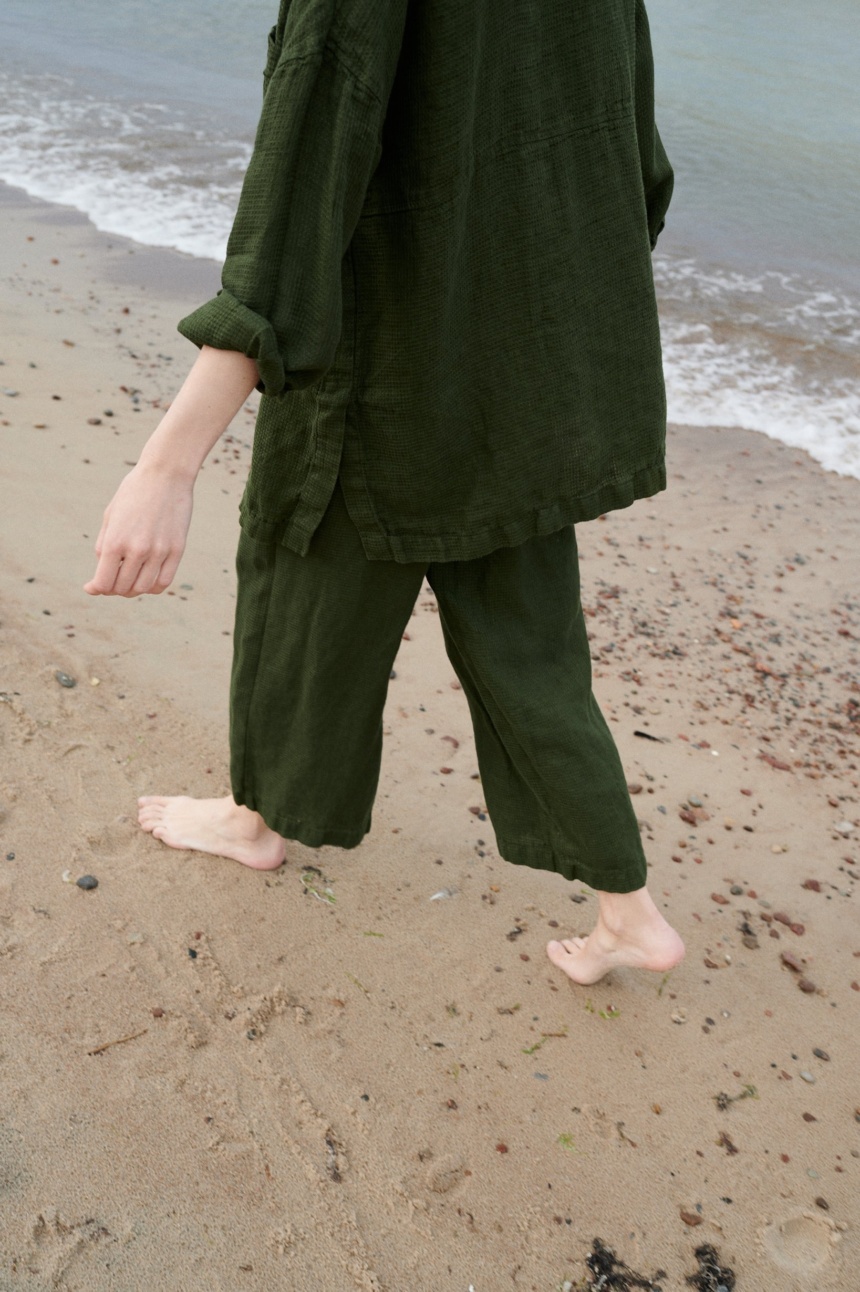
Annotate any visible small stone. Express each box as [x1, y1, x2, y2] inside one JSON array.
[[815, 1197, 829, 1211], [781, 950, 804, 972], [802, 1112, 817, 1122], [680, 1209, 703, 1226], [6, 852, 15, 861], [799, 1070, 816, 1083], [87, 417, 102, 425], [627, 783, 642, 794], [711, 892, 729, 905], [247, 1028, 258, 1039], [75, 874, 98, 890], [812, 1047, 830, 1061], [802, 879, 822, 892], [54, 671, 77, 688], [688, 795, 704, 807], [741, 934, 759, 950], [798, 978, 817, 994], [151, 1007, 164, 1018], [834, 821, 855, 836], [103, 409, 114, 417], [730, 885, 744, 895]]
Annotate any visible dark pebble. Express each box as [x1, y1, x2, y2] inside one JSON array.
[[812, 1047, 830, 1061], [815, 1197, 829, 1210], [798, 978, 817, 993], [76, 874, 98, 890], [730, 885, 744, 895], [390, 670, 397, 679], [6, 852, 15, 861], [247, 1028, 258, 1039], [188, 947, 198, 959], [54, 671, 76, 688]]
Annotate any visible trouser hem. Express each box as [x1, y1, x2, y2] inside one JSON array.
[[234, 791, 372, 850], [495, 834, 648, 893]]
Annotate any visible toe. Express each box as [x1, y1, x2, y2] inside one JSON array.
[[138, 795, 168, 807]]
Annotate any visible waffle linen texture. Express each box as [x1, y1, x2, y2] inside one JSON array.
[[178, 0, 674, 563]]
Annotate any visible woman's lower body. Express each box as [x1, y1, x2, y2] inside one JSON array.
[[139, 476, 685, 983]]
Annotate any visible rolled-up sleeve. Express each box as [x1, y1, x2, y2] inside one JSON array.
[[178, 6, 407, 396], [633, 0, 674, 251]]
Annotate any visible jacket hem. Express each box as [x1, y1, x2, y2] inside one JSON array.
[[239, 457, 666, 562]]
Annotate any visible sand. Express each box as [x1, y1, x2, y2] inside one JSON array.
[[1, 178, 858, 1292]]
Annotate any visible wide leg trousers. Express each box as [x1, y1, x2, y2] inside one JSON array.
[[229, 478, 648, 893]]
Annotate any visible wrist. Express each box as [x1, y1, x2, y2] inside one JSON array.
[[136, 429, 202, 484]]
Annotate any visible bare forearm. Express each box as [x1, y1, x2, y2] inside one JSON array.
[[138, 345, 260, 480]]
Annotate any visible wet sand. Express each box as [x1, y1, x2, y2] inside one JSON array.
[[1, 178, 858, 1291]]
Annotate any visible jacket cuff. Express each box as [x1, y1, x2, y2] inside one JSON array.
[[177, 289, 287, 396]]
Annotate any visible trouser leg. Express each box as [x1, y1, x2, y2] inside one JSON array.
[[229, 479, 426, 848], [426, 523, 648, 892]]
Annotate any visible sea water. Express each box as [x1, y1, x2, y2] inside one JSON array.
[[1, 0, 857, 476]]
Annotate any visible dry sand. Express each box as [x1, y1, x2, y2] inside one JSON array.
[[1, 178, 858, 1291]]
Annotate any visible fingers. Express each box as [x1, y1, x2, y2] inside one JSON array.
[[126, 556, 171, 597], [83, 550, 124, 596], [84, 547, 176, 596]]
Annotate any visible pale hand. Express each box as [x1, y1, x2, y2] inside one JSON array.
[[83, 463, 194, 597]]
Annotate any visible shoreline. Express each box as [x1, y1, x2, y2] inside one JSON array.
[[1, 177, 858, 1289]]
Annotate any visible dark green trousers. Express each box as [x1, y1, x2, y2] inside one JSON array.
[[229, 478, 648, 892]]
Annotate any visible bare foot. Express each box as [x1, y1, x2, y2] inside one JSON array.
[[546, 886, 685, 985], [138, 794, 285, 870]]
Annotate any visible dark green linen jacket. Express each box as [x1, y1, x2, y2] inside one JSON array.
[[178, 0, 674, 562]]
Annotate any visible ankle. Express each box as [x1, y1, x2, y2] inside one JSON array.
[[595, 886, 658, 936], [229, 799, 270, 836]]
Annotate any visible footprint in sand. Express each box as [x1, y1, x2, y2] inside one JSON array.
[[760, 1211, 843, 1274]]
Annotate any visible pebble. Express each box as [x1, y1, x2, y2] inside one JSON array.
[[757, 898, 772, 909], [741, 934, 759, 950], [834, 821, 855, 836], [799, 1070, 816, 1083], [812, 1047, 830, 1061], [6, 852, 15, 861], [54, 671, 76, 688], [2, 388, 20, 397], [75, 874, 98, 890], [688, 795, 704, 807], [815, 1197, 829, 1210], [730, 885, 744, 895], [798, 978, 817, 994]]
